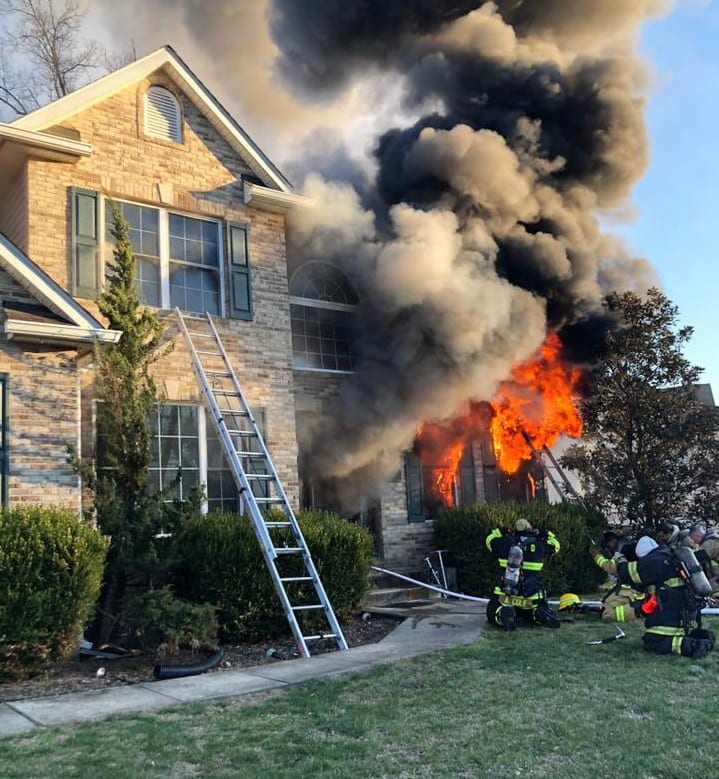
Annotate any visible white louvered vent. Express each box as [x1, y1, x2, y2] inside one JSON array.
[[144, 86, 182, 143]]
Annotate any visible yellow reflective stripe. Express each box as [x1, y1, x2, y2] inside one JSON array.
[[500, 594, 537, 608], [498, 559, 508, 568], [547, 531, 560, 553], [645, 626, 685, 637], [627, 561, 642, 585], [596, 555, 611, 567], [522, 561, 544, 571], [615, 604, 625, 622], [486, 528, 503, 551], [672, 635, 684, 654], [663, 577, 684, 588]]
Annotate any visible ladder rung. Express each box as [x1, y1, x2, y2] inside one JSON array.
[[187, 331, 214, 338], [266, 521, 292, 528], [275, 547, 303, 554], [205, 370, 231, 377], [303, 634, 338, 642], [214, 390, 241, 397], [225, 429, 255, 436], [281, 576, 313, 582], [235, 451, 266, 458], [292, 605, 324, 611], [221, 409, 250, 417], [247, 474, 274, 480], [256, 498, 284, 504], [197, 350, 223, 356]]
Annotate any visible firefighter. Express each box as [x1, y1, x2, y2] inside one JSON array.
[[590, 532, 644, 623], [682, 524, 719, 597], [485, 518, 561, 630], [615, 535, 715, 659], [656, 522, 681, 548]]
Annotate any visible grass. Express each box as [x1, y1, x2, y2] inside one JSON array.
[[1, 618, 718, 779]]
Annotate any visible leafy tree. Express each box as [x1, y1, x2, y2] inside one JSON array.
[[562, 288, 719, 530]]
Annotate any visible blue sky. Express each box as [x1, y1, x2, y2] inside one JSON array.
[[621, 0, 719, 394]]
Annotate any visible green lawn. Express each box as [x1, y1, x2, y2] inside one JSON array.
[[2, 619, 718, 779]]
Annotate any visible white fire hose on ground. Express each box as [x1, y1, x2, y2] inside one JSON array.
[[371, 565, 719, 615]]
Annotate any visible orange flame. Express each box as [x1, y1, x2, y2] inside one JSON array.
[[414, 333, 582, 506], [416, 408, 488, 508], [490, 333, 583, 474]]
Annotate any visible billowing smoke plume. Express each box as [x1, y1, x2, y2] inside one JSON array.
[[277, 1, 661, 496], [93, 1, 663, 504]]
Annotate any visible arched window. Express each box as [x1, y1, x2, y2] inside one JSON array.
[[144, 86, 182, 143], [289, 262, 358, 372]]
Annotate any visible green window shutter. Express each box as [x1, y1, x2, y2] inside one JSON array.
[[70, 187, 100, 297], [405, 452, 425, 523], [227, 222, 253, 320]]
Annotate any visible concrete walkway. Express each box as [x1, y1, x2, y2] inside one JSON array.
[[0, 601, 485, 738]]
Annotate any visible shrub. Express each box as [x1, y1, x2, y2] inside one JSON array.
[[0, 506, 108, 679], [126, 587, 218, 654], [434, 501, 606, 597], [174, 510, 373, 642]]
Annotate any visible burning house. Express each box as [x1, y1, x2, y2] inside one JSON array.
[[0, 1, 665, 571]]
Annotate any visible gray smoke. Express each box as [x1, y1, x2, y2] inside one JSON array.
[[92, 1, 665, 505], [277, 1, 663, 498]]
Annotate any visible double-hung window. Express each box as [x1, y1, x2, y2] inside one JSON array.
[[147, 403, 267, 512], [104, 201, 222, 315], [71, 189, 255, 318]]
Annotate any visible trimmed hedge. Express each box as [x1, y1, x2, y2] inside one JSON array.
[[434, 502, 606, 597], [0, 506, 109, 679], [174, 510, 374, 641]]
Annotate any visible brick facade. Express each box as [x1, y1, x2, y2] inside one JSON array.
[[0, 270, 81, 508], [2, 71, 299, 510], [0, 61, 440, 570]]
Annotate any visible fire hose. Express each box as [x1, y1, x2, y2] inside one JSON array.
[[370, 565, 719, 615]]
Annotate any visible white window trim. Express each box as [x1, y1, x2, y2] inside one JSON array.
[[289, 295, 357, 314], [101, 195, 226, 316], [289, 296, 357, 375]]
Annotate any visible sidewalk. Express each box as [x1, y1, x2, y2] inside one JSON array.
[[0, 601, 485, 738]]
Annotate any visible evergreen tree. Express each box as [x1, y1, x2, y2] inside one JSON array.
[[90, 208, 178, 643], [562, 288, 719, 530]]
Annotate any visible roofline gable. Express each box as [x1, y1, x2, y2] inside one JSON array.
[[12, 45, 292, 193], [0, 232, 113, 334]]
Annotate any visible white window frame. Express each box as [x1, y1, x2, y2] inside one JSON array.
[[101, 196, 226, 316], [288, 262, 359, 375]]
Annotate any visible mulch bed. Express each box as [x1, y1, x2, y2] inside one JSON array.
[[0, 613, 400, 703]]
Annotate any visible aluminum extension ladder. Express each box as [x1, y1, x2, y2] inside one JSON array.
[[175, 309, 348, 657], [522, 431, 587, 509]]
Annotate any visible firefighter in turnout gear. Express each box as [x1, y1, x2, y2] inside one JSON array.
[[616, 536, 716, 659], [485, 519, 561, 630], [590, 532, 644, 623]]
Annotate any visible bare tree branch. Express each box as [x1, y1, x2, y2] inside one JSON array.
[[0, 0, 108, 117]]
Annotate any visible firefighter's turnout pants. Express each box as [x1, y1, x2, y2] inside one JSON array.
[[485, 527, 561, 630], [617, 550, 715, 659]]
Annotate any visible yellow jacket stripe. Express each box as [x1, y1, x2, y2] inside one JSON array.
[[486, 528, 503, 551], [496, 559, 544, 571]]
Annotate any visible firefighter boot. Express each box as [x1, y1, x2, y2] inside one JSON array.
[[534, 604, 561, 628], [499, 605, 516, 632], [681, 636, 712, 660], [689, 628, 716, 651]]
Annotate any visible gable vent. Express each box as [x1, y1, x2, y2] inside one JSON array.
[[144, 86, 182, 143]]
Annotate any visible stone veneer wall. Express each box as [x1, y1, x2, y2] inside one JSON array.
[[0, 272, 81, 509], [22, 73, 299, 506]]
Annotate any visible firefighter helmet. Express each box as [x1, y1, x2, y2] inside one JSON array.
[[558, 593, 582, 612]]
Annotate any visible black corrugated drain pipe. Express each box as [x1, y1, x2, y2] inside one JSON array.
[[153, 648, 224, 680]]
